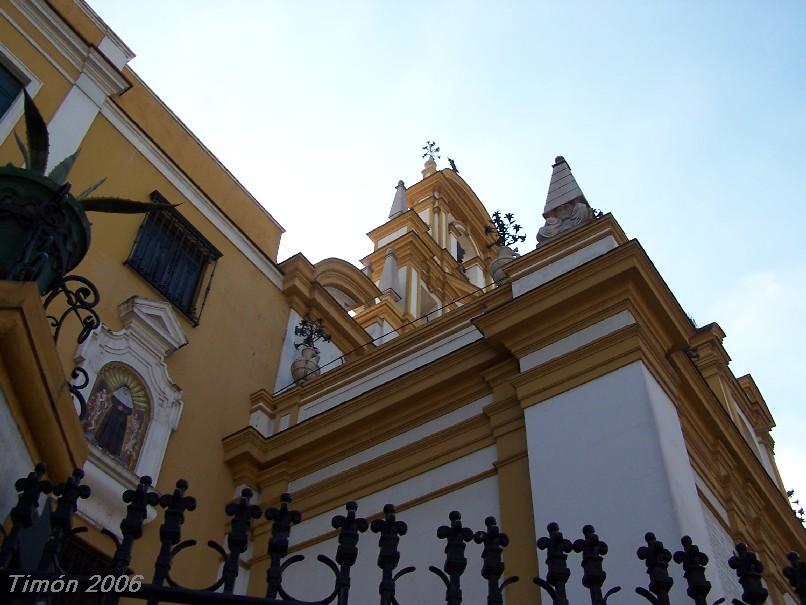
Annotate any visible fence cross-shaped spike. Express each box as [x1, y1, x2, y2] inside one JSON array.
[[729, 544, 768, 605], [473, 515, 519, 605], [218, 487, 262, 594], [331, 501, 369, 605], [673, 536, 724, 605], [371, 504, 415, 605], [783, 552, 806, 605], [534, 522, 573, 605], [152, 478, 196, 586], [265, 492, 302, 599], [105, 474, 159, 586], [0, 463, 52, 568], [37, 468, 90, 573], [429, 510, 474, 605], [573, 524, 621, 605], [636, 532, 674, 605]]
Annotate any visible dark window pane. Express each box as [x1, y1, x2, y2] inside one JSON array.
[[0, 62, 23, 117]]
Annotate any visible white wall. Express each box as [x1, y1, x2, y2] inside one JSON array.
[[280, 475, 501, 605], [0, 386, 35, 523], [524, 361, 721, 605]]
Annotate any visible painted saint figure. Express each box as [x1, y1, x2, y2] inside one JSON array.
[[94, 385, 133, 456]]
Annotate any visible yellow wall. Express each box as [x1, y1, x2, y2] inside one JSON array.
[[0, 0, 291, 586]]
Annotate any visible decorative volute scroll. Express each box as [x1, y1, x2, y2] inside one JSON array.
[[537, 156, 594, 244], [73, 296, 187, 535]]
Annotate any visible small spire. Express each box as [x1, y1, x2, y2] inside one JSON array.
[[379, 248, 401, 299], [543, 155, 588, 218], [388, 180, 408, 218]]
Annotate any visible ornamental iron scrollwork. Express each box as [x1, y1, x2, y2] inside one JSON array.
[[43, 273, 100, 345]]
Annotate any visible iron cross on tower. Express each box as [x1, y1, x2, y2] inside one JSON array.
[[422, 141, 440, 160]]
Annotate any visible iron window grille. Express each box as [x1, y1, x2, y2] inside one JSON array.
[[126, 191, 221, 325]]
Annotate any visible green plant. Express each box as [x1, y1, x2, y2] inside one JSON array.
[[11, 91, 171, 214]]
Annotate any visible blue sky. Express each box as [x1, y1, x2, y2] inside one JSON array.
[[90, 1, 806, 497]]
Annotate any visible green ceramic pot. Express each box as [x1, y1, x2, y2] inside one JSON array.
[[0, 165, 91, 294]]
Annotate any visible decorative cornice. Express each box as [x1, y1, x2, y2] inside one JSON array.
[[82, 46, 129, 97], [13, 0, 85, 71]]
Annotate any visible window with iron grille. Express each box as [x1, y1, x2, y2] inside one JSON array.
[[0, 61, 23, 118], [126, 191, 221, 324]]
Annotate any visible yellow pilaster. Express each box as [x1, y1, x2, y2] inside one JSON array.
[[484, 368, 539, 604]]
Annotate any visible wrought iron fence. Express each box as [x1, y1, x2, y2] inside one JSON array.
[[1, 463, 804, 605]]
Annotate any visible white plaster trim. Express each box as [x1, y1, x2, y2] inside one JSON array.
[[81, 47, 129, 97], [519, 310, 635, 372], [45, 82, 100, 172], [376, 226, 407, 249], [78, 456, 157, 538], [119, 296, 188, 355], [0, 40, 42, 145], [297, 325, 483, 422], [100, 102, 284, 289], [290, 446, 497, 545], [512, 235, 618, 297], [98, 35, 134, 71], [290, 394, 493, 491]]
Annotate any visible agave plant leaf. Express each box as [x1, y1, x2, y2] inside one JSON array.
[[23, 91, 48, 175], [81, 197, 177, 214], [14, 131, 30, 169], [75, 177, 107, 200], [47, 149, 80, 185]]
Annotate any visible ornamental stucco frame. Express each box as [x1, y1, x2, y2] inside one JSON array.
[[74, 297, 186, 532]]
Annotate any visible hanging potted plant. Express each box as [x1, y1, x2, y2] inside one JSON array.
[[485, 211, 527, 283], [291, 314, 331, 385], [0, 92, 171, 295]]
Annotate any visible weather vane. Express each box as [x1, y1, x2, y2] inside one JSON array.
[[422, 141, 440, 161]]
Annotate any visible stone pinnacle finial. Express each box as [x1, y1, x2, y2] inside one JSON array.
[[379, 248, 401, 299], [388, 180, 408, 219], [537, 155, 594, 244], [544, 156, 587, 218]]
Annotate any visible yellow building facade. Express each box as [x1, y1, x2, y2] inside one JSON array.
[[0, 2, 804, 604]]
